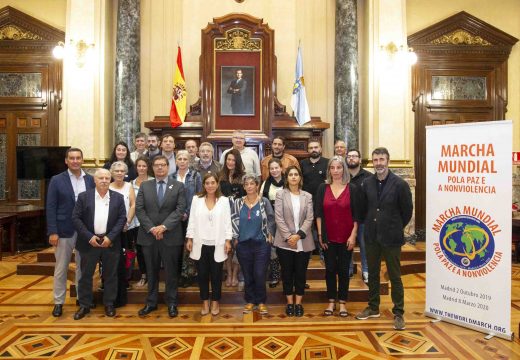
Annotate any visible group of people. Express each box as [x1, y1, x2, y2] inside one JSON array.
[[47, 130, 413, 330]]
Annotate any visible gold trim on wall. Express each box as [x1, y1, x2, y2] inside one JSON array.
[[0, 24, 43, 40], [430, 29, 491, 46], [82, 158, 107, 168], [215, 28, 261, 51]]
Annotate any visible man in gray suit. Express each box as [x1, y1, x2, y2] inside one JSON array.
[[135, 155, 186, 318]]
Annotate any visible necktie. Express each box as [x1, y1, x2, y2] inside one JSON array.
[[157, 181, 165, 205]]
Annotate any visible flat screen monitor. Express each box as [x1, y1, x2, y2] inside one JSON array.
[[16, 146, 71, 180]]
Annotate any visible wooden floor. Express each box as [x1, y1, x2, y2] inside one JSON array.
[[0, 251, 520, 359]]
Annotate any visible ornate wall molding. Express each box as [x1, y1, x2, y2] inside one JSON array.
[[430, 29, 491, 46], [0, 24, 43, 40], [215, 28, 261, 51]]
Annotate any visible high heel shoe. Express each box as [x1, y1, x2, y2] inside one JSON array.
[[285, 304, 295, 317], [294, 304, 304, 317], [211, 301, 220, 316]]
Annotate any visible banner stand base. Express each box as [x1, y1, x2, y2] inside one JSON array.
[[484, 334, 495, 340], [430, 318, 442, 323]]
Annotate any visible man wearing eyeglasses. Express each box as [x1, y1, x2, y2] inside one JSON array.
[[135, 155, 186, 318], [346, 149, 371, 283], [219, 130, 261, 180]]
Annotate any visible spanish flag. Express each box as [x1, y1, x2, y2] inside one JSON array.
[[169, 46, 186, 128]]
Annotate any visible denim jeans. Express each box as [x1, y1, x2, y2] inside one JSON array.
[[236, 240, 271, 304], [349, 224, 368, 275]]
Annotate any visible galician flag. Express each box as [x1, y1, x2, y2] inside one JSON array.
[[169, 46, 187, 128], [291, 46, 311, 126]]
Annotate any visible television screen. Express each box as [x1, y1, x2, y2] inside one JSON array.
[[17, 146, 71, 180]]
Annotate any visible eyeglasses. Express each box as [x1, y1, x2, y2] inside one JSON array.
[[346, 155, 359, 159], [153, 163, 168, 167]]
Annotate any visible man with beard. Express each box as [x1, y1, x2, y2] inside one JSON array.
[[194, 142, 221, 178], [346, 148, 371, 282], [300, 141, 328, 204], [355, 147, 412, 331], [147, 133, 161, 159], [300, 141, 328, 259], [260, 136, 300, 180], [334, 140, 347, 159], [185, 139, 199, 168]]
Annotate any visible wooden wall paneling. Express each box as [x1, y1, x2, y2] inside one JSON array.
[[408, 11, 518, 232]]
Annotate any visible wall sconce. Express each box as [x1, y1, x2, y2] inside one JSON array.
[[380, 41, 417, 65], [53, 39, 95, 67]]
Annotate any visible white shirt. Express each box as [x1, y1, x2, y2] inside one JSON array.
[[288, 193, 303, 252], [130, 150, 148, 162], [163, 152, 177, 175], [94, 190, 110, 235], [220, 147, 261, 178], [68, 169, 87, 201]]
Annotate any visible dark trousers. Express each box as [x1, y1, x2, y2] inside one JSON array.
[[78, 247, 120, 307], [136, 244, 146, 274], [142, 241, 183, 307], [276, 248, 311, 296], [323, 242, 352, 301], [115, 247, 127, 306], [196, 245, 224, 301], [236, 240, 270, 305], [366, 241, 404, 315]]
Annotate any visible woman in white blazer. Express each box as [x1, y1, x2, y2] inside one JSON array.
[[186, 173, 232, 316], [274, 166, 315, 317]]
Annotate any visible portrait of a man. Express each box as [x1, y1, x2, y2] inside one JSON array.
[[221, 66, 255, 116]]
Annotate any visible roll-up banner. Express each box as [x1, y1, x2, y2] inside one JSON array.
[[425, 120, 513, 340]]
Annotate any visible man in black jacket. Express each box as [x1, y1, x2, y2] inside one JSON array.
[[346, 148, 372, 282], [355, 147, 413, 331]]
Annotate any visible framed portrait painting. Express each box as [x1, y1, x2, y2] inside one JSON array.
[[220, 66, 255, 116]]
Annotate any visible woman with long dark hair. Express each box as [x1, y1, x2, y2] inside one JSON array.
[[219, 149, 246, 287], [104, 141, 137, 181]]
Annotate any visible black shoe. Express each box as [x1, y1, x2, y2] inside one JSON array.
[[285, 304, 295, 317], [73, 306, 90, 320], [52, 304, 63, 317], [295, 304, 304, 317], [304, 283, 310, 289], [138, 305, 157, 316], [76, 300, 96, 309], [268, 281, 279, 288], [105, 305, 116, 317], [168, 305, 178, 318]]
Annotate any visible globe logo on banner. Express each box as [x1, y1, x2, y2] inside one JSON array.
[[439, 215, 495, 270]]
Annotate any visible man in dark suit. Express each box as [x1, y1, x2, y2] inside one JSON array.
[[71, 168, 127, 320], [355, 147, 413, 331], [47, 147, 95, 317], [135, 155, 186, 318], [227, 69, 248, 114]]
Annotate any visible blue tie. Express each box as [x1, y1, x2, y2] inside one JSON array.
[[157, 181, 165, 205]]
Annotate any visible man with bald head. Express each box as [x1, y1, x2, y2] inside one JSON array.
[[72, 168, 127, 320]]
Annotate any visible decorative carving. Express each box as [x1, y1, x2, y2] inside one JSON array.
[[189, 98, 201, 116], [431, 29, 491, 46], [0, 24, 43, 40], [215, 29, 261, 51], [274, 98, 288, 116]]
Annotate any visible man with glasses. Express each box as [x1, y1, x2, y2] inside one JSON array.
[[346, 149, 371, 282], [135, 155, 186, 318], [219, 130, 261, 180], [194, 142, 221, 178]]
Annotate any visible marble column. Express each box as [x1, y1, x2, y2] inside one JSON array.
[[115, 0, 140, 147], [334, 0, 359, 149]]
